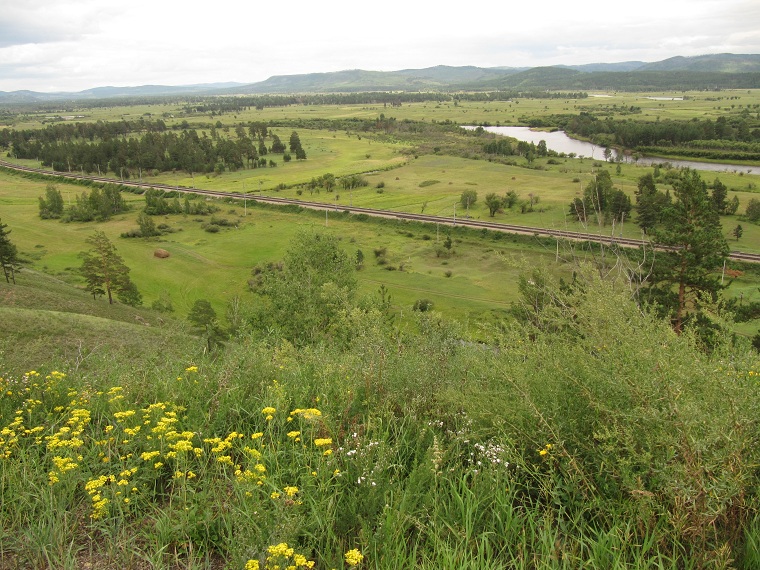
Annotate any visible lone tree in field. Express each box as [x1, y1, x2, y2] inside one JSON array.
[[648, 169, 729, 335], [187, 299, 217, 330], [634, 173, 670, 234], [485, 193, 503, 217], [79, 231, 141, 305], [289, 131, 302, 153], [460, 189, 478, 211], [0, 218, 21, 284], [38, 184, 65, 219]]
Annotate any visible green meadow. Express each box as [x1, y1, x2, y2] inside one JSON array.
[[1, 169, 566, 326]]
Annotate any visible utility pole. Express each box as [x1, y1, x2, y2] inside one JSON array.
[[243, 182, 247, 217]]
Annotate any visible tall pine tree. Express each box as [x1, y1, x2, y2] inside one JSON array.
[[648, 169, 729, 335]]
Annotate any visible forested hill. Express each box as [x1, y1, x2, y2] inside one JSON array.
[[227, 54, 760, 93], [2, 54, 760, 102]]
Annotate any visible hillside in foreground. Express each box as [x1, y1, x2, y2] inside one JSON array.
[[2, 245, 760, 568], [0, 270, 198, 373]]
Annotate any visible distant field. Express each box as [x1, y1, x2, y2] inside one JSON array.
[[6, 90, 760, 130], [144, 127, 411, 192]]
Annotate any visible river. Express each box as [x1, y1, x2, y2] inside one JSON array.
[[469, 126, 760, 175]]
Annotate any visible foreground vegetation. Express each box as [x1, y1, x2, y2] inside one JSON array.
[[2, 258, 760, 568]]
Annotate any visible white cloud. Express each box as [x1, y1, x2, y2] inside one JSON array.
[[0, 0, 758, 92]]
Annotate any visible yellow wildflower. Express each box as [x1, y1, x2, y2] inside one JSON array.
[[345, 548, 364, 566]]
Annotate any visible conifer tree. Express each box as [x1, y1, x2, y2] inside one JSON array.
[[648, 170, 729, 334], [79, 231, 141, 305], [0, 218, 21, 284]]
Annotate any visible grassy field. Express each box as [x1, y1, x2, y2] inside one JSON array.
[[3, 155, 760, 335], [10, 141, 760, 248], [2, 169, 572, 328]]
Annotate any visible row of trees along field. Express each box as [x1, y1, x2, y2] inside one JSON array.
[[2, 124, 306, 176]]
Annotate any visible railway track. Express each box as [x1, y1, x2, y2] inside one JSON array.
[[3, 160, 759, 264]]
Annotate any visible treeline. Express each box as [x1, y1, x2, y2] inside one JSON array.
[[141, 188, 219, 216], [482, 136, 549, 159], [0, 118, 169, 148], [6, 126, 306, 177], [569, 170, 632, 225], [508, 71, 760, 91], [180, 91, 588, 114], [636, 143, 760, 161], [567, 167, 740, 232], [2, 113, 483, 177]]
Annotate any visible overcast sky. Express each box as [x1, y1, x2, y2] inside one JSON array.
[[1, 0, 759, 93]]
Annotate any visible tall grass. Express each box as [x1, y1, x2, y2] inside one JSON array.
[[2, 270, 759, 568]]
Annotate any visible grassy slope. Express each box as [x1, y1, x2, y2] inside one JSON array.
[[0, 270, 198, 374], [1, 169, 563, 328]]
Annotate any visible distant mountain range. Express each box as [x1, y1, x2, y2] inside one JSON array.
[[2, 54, 760, 103]]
